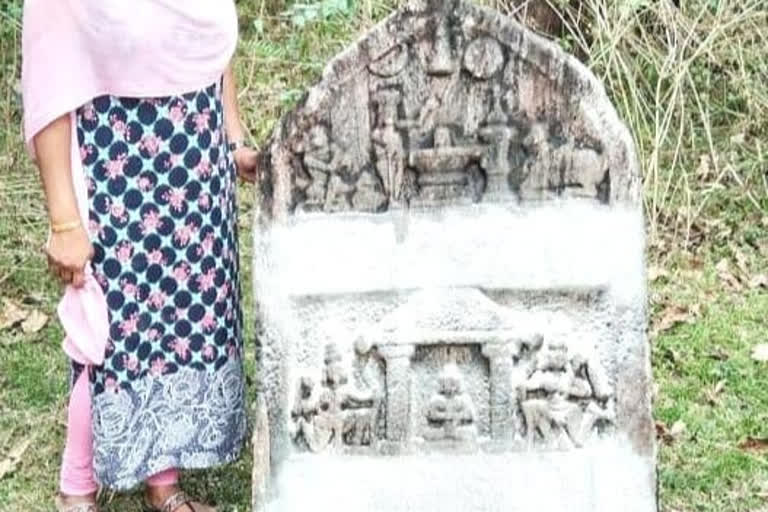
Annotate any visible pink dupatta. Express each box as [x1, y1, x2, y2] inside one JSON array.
[[22, 0, 238, 365]]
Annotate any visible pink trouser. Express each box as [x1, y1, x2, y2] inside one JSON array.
[[60, 369, 179, 496]]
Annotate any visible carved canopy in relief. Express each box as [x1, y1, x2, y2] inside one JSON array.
[[255, 0, 640, 217]]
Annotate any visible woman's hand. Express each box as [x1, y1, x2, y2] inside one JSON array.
[[222, 64, 262, 184], [45, 226, 94, 288], [233, 146, 261, 183], [32, 114, 94, 288]]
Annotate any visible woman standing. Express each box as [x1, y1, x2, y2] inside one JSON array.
[[22, 1, 259, 511]]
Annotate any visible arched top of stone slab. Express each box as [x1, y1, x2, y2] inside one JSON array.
[[256, 0, 641, 218]]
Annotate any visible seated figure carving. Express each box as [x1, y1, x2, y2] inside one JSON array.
[[291, 344, 379, 452], [521, 341, 614, 449], [425, 364, 477, 443]]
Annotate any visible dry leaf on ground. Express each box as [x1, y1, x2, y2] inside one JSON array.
[[734, 249, 750, 275], [0, 439, 32, 481], [716, 258, 744, 291], [707, 346, 730, 361], [704, 379, 726, 406], [652, 304, 699, 338], [738, 437, 768, 453], [757, 480, 768, 500], [648, 266, 670, 282], [0, 300, 29, 331], [751, 344, 768, 362], [670, 420, 687, 439], [655, 421, 670, 443], [749, 274, 768, 289], [21, 310, 48, 334], [656, 420, 687, 445]]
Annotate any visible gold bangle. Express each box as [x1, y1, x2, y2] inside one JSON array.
[[51, 220, 82, 233]]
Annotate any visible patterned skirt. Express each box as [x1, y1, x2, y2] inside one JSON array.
[[75, 81, 246, 490]]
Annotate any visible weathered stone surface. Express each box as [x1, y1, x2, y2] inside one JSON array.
[[251, 1, 655, 511]]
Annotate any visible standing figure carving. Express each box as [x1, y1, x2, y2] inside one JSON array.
[[289, 377, 318, 451], [371, 89, 416, 202]]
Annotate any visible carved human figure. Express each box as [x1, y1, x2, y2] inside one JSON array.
[[290, 376, 318, 450], [568, 352, 615, 441], [521, 341, 614, 449], [371, 89, 407, 201], [352, 167, 388, 212], [479, 122, 516, 180], [297, 344, 380, 452], [301, 125, 353, 209], [310, 344, 349, 450], [521, 341, 580, 448], [520, 122, 552, 195], [343, 338, 384, 446], [425, 364, 477, 442]]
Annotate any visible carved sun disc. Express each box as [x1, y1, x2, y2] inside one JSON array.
[[463, 37, 504, 79]]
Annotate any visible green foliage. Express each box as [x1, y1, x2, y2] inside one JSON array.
[[0, 0, 22, 37], [282, 0, 358, 27]]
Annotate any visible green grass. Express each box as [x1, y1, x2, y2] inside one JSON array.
[[2, 0, 768, 511], [653, 289, 768, 511]]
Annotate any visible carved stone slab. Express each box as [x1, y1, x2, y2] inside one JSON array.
[[251, 1, 655, 511]]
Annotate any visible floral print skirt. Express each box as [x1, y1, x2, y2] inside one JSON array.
[[75, 81, 246, 490]]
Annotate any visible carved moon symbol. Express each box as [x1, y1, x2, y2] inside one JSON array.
[[463, 37, 504, 79], [369, 44, 409, 78]]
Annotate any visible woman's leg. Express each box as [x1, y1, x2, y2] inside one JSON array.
[[59, 369, 99, 497], [146, 468, 179, 487], [60, 366, 185, 508]]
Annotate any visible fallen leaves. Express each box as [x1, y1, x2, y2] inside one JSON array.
[[758, 480, 768, 501], [0, 300, 27, 330], [0, 299, 48, 340], [716, 258, 743, 291], [0, 439, 31, 481], [715, 250, 768, 292], [751, 344, 768, 363], [651, 303, 700, 338], [20, 309, 48, 334], [703, 379, 727, 406], [0, 154, 14, 170], [749, 274, 768, 289], [656, 420, 687, 445], [738, 437, 768, 453]]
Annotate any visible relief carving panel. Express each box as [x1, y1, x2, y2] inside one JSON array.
[[287, 289, 615, 455], [257, 0, 639, 217]]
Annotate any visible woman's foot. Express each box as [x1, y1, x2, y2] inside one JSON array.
[[55, 492, 99, 512], [145, 484, 216, 512]]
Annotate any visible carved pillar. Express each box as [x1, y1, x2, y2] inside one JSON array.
[[379, 344, 416, 443], [482, 343, 515, 441]]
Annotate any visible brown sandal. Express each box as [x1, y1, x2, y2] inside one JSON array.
[[143, 491, 215, 512], [54, 494, 99, 512]]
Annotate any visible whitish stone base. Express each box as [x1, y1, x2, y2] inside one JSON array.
[[265, 438, 655, 512]]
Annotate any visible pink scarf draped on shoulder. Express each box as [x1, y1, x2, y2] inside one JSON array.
[[22, 0, 238, 365]]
